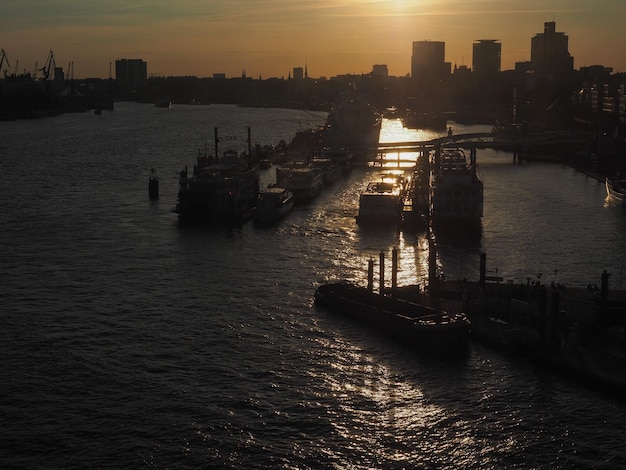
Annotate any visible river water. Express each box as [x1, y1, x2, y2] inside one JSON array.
[[1, 103, 625, 469]]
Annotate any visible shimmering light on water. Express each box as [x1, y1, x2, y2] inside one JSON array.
[[378, 117, 446, 168], [2, 105, 626, 468]]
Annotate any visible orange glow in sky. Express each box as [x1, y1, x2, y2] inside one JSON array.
[[2, 1, 626, 79]]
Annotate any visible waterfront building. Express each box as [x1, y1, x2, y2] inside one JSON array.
[[472, 40, 501, 76]]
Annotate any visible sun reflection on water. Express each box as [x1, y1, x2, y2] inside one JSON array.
[[378, 118, 446, 168], [310, 333, 467, 467]]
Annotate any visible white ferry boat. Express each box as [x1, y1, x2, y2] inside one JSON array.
[[356, 172, 407, 226]]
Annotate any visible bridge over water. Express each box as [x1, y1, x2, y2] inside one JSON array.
[[365, 130, 589, 164]]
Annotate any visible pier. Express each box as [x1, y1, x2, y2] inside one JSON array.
[[368, 245, 626, 398]]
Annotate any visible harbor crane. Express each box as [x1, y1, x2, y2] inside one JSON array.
[[39, 49, 55, 80], [0, 49, 10, 77]]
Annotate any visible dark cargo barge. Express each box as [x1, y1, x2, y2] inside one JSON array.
[[314, 282, 471, 357]]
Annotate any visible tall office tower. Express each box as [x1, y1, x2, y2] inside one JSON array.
[[115, 59, 147, 90], [530, 21, 573, 81], [472, 40, 501, 76], [411, 40, 451, 85]]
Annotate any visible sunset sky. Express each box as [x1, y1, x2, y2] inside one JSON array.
[[2, 0, 626, 79]]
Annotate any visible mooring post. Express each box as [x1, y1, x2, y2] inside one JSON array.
[[214, 127, 220, 162], [247, 126, 252, 169], [428, 232, 438, 295], [480, 253, 487, 289], [379, 251, 385, 296], [148, 168, 159, 200], [367, 258, 374, 292], [391, 246, 398, 295]]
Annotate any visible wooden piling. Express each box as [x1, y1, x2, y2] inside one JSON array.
[[391, 246, 398, 295], [379, 251, 385, 296]]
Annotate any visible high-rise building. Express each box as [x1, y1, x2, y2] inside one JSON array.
[[472, 40, 501, 76], [115, 59, 147, 90], [530, 21, 573, 81], [411, 41, 451, 84]]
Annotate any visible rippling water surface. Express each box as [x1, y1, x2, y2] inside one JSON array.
[[2, 103, 626, 469]]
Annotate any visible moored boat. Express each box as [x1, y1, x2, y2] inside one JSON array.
[[253, 187, 294, 226], [155, 99, 172, 108], [311, 157, 340, 187], [402, 110, 447, 131], [314, 282, 471, 356], [275, 163, 323, 204], [321, 147, 354, 175], [356, 180, 404, 226], [430, 147, 483, 234], [606, 176, 626, 205], [173, 148, 259, 225], [324, 98, 382, 160]]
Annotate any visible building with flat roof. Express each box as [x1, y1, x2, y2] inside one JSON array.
[[371, 64, 388, 77], [411, 41, 451, 85], [115, 59, 147, 91], [473, 40, 501, 76], [530, 21, 573, 81]]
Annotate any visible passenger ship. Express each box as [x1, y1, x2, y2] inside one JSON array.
[[429, 147, 483, 233], [174, 149, 259, 225], [324, 97, 382, 161], [356, 170, 409, 226], [275, 162, 324, 204]]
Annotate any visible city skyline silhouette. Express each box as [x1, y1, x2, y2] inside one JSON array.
[[2, 1, 626, 79]]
